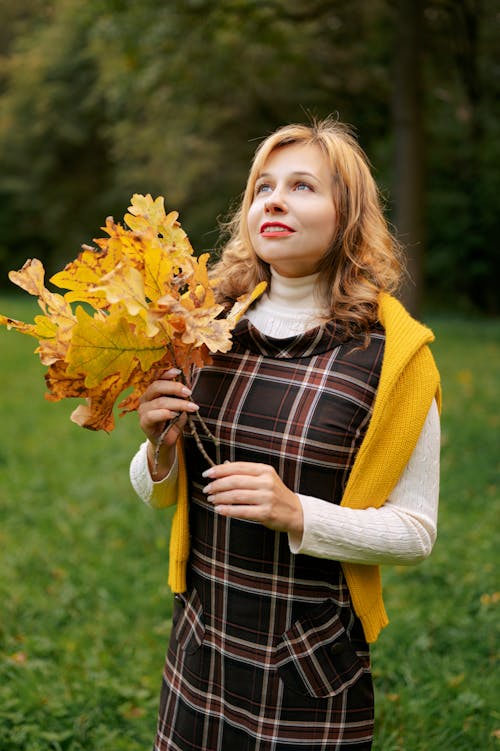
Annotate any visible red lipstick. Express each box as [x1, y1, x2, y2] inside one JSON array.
[[260, 222, 295, 237]]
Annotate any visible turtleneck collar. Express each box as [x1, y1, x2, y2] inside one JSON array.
[[243, 267, 328, 339], [266, 267, 322, 313]]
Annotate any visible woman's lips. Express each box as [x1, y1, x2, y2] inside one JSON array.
[[260, 222, 295, 237]]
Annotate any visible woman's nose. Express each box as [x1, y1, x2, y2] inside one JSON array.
[[264, 192, 286, 213]]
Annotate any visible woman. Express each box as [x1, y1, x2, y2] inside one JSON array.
[[130, 118, 441, 750]]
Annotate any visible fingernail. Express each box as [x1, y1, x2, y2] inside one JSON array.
[[165, 367, 181, 375], [188, 402, 199, 410], [202, 468, 215, 478], [181, 386, 192, 396]]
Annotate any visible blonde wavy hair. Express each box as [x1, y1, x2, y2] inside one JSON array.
[[212, 117, 403, 339]]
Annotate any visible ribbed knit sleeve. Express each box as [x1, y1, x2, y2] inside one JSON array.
[[289, 399, 440, 564], [129, 440, 179, 509]]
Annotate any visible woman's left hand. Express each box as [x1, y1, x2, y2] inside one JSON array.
[[202, 462, 303, 536]]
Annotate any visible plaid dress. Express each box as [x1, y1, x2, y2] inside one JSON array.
[[155, 319, 385, 751]]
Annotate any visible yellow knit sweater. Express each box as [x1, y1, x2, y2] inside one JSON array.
[[168, 293, 441, 643]]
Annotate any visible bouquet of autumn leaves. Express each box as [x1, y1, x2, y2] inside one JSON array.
[[0, 194, 265, 461]]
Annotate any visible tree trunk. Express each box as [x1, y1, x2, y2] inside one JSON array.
[[392, 0, 425, 316]]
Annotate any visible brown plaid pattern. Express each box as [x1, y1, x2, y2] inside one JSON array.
[[155, 320, 385, 750]]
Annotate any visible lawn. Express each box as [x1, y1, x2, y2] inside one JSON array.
[[0, 295, 498, 750]]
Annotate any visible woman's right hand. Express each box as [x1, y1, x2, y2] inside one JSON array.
[[137, 368, 199, 478]]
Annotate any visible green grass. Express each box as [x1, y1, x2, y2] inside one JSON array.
[[1, 295, 499, 750], [0, 295, 173, 750], [371, 315, 499, 751]]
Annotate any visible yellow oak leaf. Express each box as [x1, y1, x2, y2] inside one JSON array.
[[50, 221, 147, 306], [143, 243, 177, 302], [125, 194, 193, 261], [66, 305, 167, 388], [189, 252, 211, 289], [50, 246, 114, 307], [155, 293, 227, 351], [9, 259, 75, 327], [227, 281, 268, 325], [182, 307, 232, 352], [95, 217, 148, 267], [8, 257, 48, 297], [33, 315, 59, 340], [0, 313, 65, 366], [124, 194, 170, 235], [35, 319, 69, 365], [0, 314, 39, 337], [179, 254, 219, 312], [5, 260, 77, 365], [92, 264, 158, 334]]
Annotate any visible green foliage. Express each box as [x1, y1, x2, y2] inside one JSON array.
[[0, 0, 120, 278], [424, 1, 500, 314], [1, 0, 498, 309], [1, 297, 499, 749]]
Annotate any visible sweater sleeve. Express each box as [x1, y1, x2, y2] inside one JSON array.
[[288, 399, 440, 565], [129, 440, 179, 509]]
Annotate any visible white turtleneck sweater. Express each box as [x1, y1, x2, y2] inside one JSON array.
[[130, 269, 440, 566]]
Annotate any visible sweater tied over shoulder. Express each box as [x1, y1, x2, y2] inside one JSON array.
[[340, 293, 441, 641], [168, 293, 442, 643]]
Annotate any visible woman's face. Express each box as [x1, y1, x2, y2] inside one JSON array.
[[247, 142, 337, 278]]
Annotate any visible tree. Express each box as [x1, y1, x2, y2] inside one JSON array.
[[0, 0, 498, 312], [0, 0, 393, 275], [392, 0, 425, 315], [423, 0, 500, 313]]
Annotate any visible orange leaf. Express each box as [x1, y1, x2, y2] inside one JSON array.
[[45, 361, 88, 402], [70, 373, 126, 432]]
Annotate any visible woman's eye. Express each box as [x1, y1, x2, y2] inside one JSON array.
[[255, 183, 271, 195], [295, 182, 312, 191]]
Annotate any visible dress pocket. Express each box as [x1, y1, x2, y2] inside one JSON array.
[[173, 588, 206, 655], [273, 600, 366, 699]]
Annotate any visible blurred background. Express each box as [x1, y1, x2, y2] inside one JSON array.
[[0, 0, 498, 316], [1, 3, 499, 749]]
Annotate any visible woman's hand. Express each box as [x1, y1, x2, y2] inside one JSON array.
[[201, 462, 304, 536], [138, 368, 199, 479]]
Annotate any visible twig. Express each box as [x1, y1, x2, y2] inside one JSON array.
[[187, 415, 216, 467], [153, 413, 181, 477], [153, 361, 217, 470], [195, 410, 219, 445], [154, 408, 217, 474]]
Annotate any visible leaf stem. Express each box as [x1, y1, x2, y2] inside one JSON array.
[[153, 413, 181, 477]]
